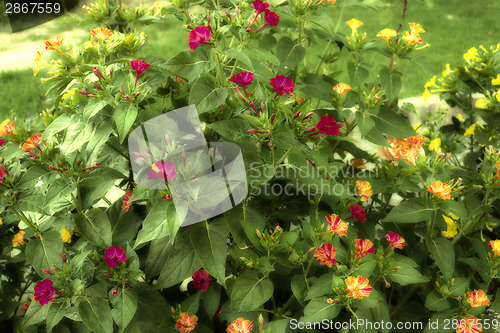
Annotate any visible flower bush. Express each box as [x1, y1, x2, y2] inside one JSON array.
[[1, 0, 500, 332]]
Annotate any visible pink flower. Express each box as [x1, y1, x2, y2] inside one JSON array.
[[314, 243, 337, 267], [129, 59, 151, 86], [315, 115, 339, 136], [229, 72, 255, 86], [269, 75, 294, 96], [0, 168, 5, 184], [192, 269, 211, 292], [252, 0, 269, 14], [103, 246, 127, 268], [34, 279, 55, 306], [384, 231, 406, 249], [349, 204, 366, 223], [147, 160, 177, 181], [188, 25, 211, 51], [354, 238, 375, 259], [0, 138, 6, 146], [264, 9, 279, 26]]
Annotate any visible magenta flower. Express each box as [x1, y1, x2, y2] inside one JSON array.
[[349, 204, 367, 223], [103, 246, 127, 268], [0, 168, 5, 184], [269, 75, 294, 96], [0, 139, 6, 147], [192, 269, 211, 292], [229, 72, 255, 86], [34, 279, 55, 306], [315, 115, 340, 136], [252, 0, 269, 14], [264, 9, 280, 26], [129, 59, 151, 86], [188, 25, 211, 51], [147, 160, 178, 181]]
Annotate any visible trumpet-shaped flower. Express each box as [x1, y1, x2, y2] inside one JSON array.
[[12, 231, 25, 247], [269, 75, 294, 96], [333, 83, 351, 95], [326, 214, 348, 237], [22, 133, 42, 150], [227, 317, 254, 333], [103, 246, 127, 268], [121, 190, 134, 212], [442, 64, 455, 77], [350, 204, 366, 223], [188, 25, 211, 51], [0, 119, 15, 136], [442, 215, 458, 238], [488, 240, 500, 257], [129, 59, 151, 86], [356, 180, 373, 202], [456, 315, 483, 333], [229, 72, 255, 86], [34, 279, 55, 306], [354, 238, 375, 259], [147, 160, 177, 181], [409, 22, 425, 34], [192, 269, 211, 292], [314, 243, 337, 267], [377, 28, 397, 41], [315, 115, 339, 136], [427, 181, 451, 200], [384, 231, 406, 249], [492, 74, 500, 85], [61, 226, 72, 244], [345, 18, 363, 34], [264, 9, 280, 26], [45, 34, 65, 54], [466, 289, 490, 308], [345, 276, 372, 299], [475, 99, 492, 109], [252, 0, 269, 14], [428, 138, 441, 151], [463, 47, 480, 65], [175, 312, 198, 333]]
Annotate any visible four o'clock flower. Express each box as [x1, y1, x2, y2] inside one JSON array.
[[12, 230, 25, 247], [34, 279, 56, 306], [354, 238, 375, 259], [456, 315, 483, 333], [384, 231, 406, 250], [377, 28, 397, 43], [188, 25, 212, 51], [345, 276, 372, 299], [326, 214, 348, 237], [44, 34, 65, 54], [269, 75, 294, 96], [22, 133, 42, 151], [129, 59, 151, 86], [256, 9, 280, 32], [229, 72, 255, 87], [0, 138, 6, 147], [466, 289, 490, 308], [192, 269, 211, 292], [227, 317, 254, 333], [315, 115, 340, 136], [252, 0, 269, 14], [0, 119, 15, 136], [103, 246, 128, 268], [91, 28, 113, 41], [314, 243, 337, 267], [427, 181, 451, 200], [345, 18, 364, 35], [489, 240, 500, 257], [60, 226, 72, 244], [349, 204, 367, 223], [333, 83, 352, 95], [121, 190, 135, 212], [175, 312, 198, 333], [356, 180, 373, 202], [147, 160, 178, 182]]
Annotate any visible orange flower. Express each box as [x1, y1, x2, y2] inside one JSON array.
[[466, 289, 490, 308], [175, 312, 198, 333], [45, 34, 65, 54], [456, 315, 483, 333], [227, 317, 254, 333], [351, 158, 366, 169], [408, 22, 425, 34], [345, 18, 364, 34], [379, 135, 426, 166], [22, 133, 42, 150], [0, 119, 15, 137], [345, 276, 372, 299], [333, 83, 352, 95], [19, 301, 31, 311], [384, 231, 406, 249], [354, 238, 375, 259], [326, 214, 348, 237], [91, 28, 113, 41], [356, 180, 373, 202], [314, 243, 337, 267], [403, 31, 423, 45], [12, 231, 25, 247], [377, 28, 397, 41], [427, 181, 451, 200], [121, 190, 134, 212], [489, 240, 500, 257]]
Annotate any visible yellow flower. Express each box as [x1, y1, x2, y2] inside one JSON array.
[[333, 83, 351, 95], [0, 217, 3, 225], [377, 28, 397, 41], [496, 88, 500, 103], [22, 133, 43, 151], [442, 215, 458, 238], [227, 317, 254, 333], [403, 31, 423, 45], [345, 276, 372, 299], [326, 214, 348, 237], [492, 74, 500, 85], [345, 18, 364, 34], [456, 315, 483, 333], [464, 124, 476, 136], [12, 231, 25, 247], [62, 88, 78, 100], [425, 76, 438, 89], [428, 138, 441, 151], [0, 119, 15, 137], [466, 289, 490, 308], [427, 181, 451, 200], [33, 51, 44, 76], [356, 180, 373, 202], [44, 34, 65, 54], [475, 98, 491, 109], [61, 226, 72, 244], [409, 22, 425, 34], [442, 64, 455, 77], [463, 47, 480, 64], [489, 240, 500, 257], [91, 28, 114, 41]]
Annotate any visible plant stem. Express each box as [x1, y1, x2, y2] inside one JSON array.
[[275, 146, 295, 166]]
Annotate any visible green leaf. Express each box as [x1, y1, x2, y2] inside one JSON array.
[[26, 230, 63, 277], [291, 274, 308, 305], [426, 235, 455, 280], [43, 178, 76, 209], [425, 291, 450, 311], [46, 299, 70, 331], [276, 37, 306, 71], [300, 297, 341, 322], [230, 271, 274, 311], [133, 283, 171, 329], [134, 200, 173, 249], [347, 60, 369, 86], [305, 274, 333, 301], [388, 263, 429, 286], [459, 258, 490, 281], [221, 48, 253, 68], [379, 68, 402, 102], [78, 297, 113, 333], [207, 118, 255, 143], [111, 288, 138, 333], [74, 208, 112, 248], [189, 75, 228, 114], [381, 198, 433, 223], [372, 107, 416, 138], [449, 277, 470, 297], [201, 283, 222, 318], [440, 200, 468, 220], [42, 114, 72, 139], [145, 235, 172, 278], [355, 112, 375, 137], [190, 219, 228, 286], [162, 48, 215, 80], [114, 104, 138, 144], [84, 98, 110, 120], [155, 231, 201, 289], [21, 299, 49, 328]]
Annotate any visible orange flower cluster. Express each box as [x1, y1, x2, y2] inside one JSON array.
[[378, 135, 427, 166], [495, 161, 500, 180]]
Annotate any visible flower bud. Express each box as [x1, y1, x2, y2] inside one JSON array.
[[61, 252, 67, 262], [224, 8, 231, 20], [41, 268, 55, 275]]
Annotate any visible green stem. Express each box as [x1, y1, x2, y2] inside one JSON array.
[[275, 146, 295, 166], [314, 40, 332, 75]]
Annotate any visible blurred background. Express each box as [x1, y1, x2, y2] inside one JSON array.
[[0, 0, 499, 119]]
